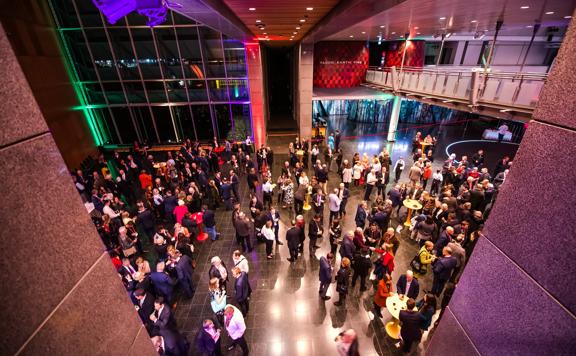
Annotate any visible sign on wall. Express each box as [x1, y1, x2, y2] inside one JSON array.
[[313, 42, 369, 88]]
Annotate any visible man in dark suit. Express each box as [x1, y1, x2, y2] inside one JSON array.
[[136, 201, 156, 239], [432, 246, 458, 296], [151, 329, 190, 356], [354, 202, 368, 228], [338, 183, 350, 218], [339, 232, 356, 261], [172, 251, 195, 299], [396, 270, 420, 300], [286, 220, 301, 262], [163, 190, 178, 224], [151, 262, 176, 305], [407, 183, 423, 200], [434, 226, 454, 256], [134, 288, 155, 332], [318, 253, 334, 300], [150, 297, 177, 335], [351, 248, 372, 292], [220, 178, 233, 210], [195, 319, 222, 356], [232, 267, 252, 316], [308, 214, 323, 254], [399, 298, 422, 353]]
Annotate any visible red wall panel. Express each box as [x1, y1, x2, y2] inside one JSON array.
[[313, 42, 369, 88], [384, 40, 425, 67]]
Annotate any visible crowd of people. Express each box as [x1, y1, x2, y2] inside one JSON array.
[[72, 128, 509, 355]]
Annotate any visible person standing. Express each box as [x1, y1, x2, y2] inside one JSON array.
[[286, 220, 301, 262], [224, 305, 249, 355], [328, 188, 342, 224], [373, 273, 392, 318], [364, 169, 378, 201], [234, 212, 253, 252], [338, 182, 350, 218], [351, 247, 372, 292], [354, 202, 368, 228], [394, 157, 405, 183], [431, 247, 457, 296], [150, 262, 175, 306], [308, 214, 323, 254], [267, 206, 283, 245], [261, 220, 276, 259], [202, 205, 219, 241], [232, 250, 249, 274], [232, 267, 252, 316], [170, 248, 195, 299], [195, 319, 223, 356], [319, 253, 334, 300], [329, 218, 343, 255], [399, 298, 422, 354], [334, 257, 351, 307], [396, 270, 420, 300]]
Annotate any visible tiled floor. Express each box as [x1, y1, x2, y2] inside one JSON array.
[[173, 121, 520, 355]]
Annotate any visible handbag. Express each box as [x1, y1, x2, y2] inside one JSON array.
[[123, 246, 137, 257], [410, 250, 425, 274], [210, 291, 227, 313]]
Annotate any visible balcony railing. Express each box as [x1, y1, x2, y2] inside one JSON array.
[[364, 66, 547, 112]]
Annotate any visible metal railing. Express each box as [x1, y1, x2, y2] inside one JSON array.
[[365, 66, 547, 111]]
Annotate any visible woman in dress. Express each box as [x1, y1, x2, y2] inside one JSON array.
[[373, 273, 392, 318], [282, 178, 294, 209]]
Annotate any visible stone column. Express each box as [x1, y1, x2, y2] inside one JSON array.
[[0, 25, 155, 356], [245, 42, 266, 148], [387, 95, 401, 142], [426, 14, 576, 355], [297, 43, 314, 139]]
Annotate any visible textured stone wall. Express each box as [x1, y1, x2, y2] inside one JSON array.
[[298, 43, 314, 138], [426, 13, 576, 356], [0, 24, 155, 356]]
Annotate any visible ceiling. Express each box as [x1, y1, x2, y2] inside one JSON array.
[[323, 0, 576, 41], [221, 0, 340, 43]]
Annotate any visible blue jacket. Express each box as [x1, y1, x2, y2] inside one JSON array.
[[339, 237, 356, 260], [150, 271, 175, 299], [319, 256, 332, 283], [396, 274, 420, 300], [433, 256, 457, 280], [235, 271, 252, 302]]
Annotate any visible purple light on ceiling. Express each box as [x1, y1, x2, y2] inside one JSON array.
[[92, 0, 167, 27]]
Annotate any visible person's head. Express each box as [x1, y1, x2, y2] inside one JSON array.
[[345, 231, 354, 241], [326, 252, 334, 261], [425, 241, 434, 251], [154, 297, 165, 310], [233, 250, 242, 258], [224, 306, 235, 317], [424, 293, 437, 310], [209, 277, 219, 291], [203, 319, 215, 331], [443, 246, 453, 256], [135, 256, 145, 266], [134, 288, 146, 300], [332, 218, 340, 226], [156, 261, 165, 273], [211, 256, 221, 266], [406, 270, 414, 282], [406, 298, 416, 310], [446, 226, 454, 235], [341, 257, 351, 268]]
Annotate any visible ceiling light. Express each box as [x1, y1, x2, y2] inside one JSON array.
[[255, 19, 261, 23], [263, 32, 267, 34], [361, 31, 366, 34], [545, 11, 554, 15], [293, 32, 297, 34], [417, 32, 421, 35], [414, 26, 419, 29], [306, 7, 313, 11], [290, 38, 294, 40], [445, 32, 453, 38], [526, 25, 533, 28], [439, 17, 446, 20], [565, 15, 572, 19], [296, 26, 301, 29], [249, 8, 256, 11], [380, 25, 385, 28], [470, 20, 477, 23], [520, 6, 529, 9], [349, 35, 354, 38], [391, 31, 396, 34], [300, 19, 306, 22]]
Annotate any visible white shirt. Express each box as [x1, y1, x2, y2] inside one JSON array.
[[261, 226, 275, 241], [394, 159, 405, 171], [103, 205, 119, 218], [366, 172, 378, 186], [299, 176, 309, 186], [342, 168, 353, 183], [225, 305, 246, 340], [433, 172, 443, 182], [262, 181, 274, 193], [233, 256, 250, 274], [353, 165, 363, 179], [328, 193, 342, 212]]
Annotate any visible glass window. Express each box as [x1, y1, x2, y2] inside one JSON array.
[[144, 81, 168, 103], [171, 105, 195, 140], [124, 81, 147, 103], [75, 0, 104, 27], [102, 82, 126, 104], [187, 80, 208, 101], [191, 105, 214, 140], [223, 38, 247, 77], [95, 108, 120, 144], [85, 29, 118, 81], [84, 82, 106, 104], [213, 104, 232, 140], [165, 81, 188, 102], [131, 28, 162, 79], [111, 107, 138, 144], [63, 30, 98, 82], [207, 80, 229, 102], [231, 104, 252, 141], [155, 28, 182, 79], [152, 107, 176, 142], [198, 27, 225, 78], [172, 12, 196, 25], [131, 106, 157, 143], [176, 27, 203, 79], [50, 0, 80, 28], [108, 28, 139, 80], [228, 79, 249, 101]]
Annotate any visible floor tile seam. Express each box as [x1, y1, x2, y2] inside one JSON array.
[[14, 251, 109, 355], [0, 131, 50, 152], [482, 234, 576, 319]]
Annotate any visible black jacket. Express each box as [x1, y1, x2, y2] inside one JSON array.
[[286, 226, 301, 249]]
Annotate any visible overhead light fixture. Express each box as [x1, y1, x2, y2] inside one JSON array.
[[306, 7, 313, 11], [249, 7, 256, 11], [349, 35, 354, 38], [255, 19, 261, 23], [263, 32, 267, 34], [470, 20, 477, 23], [520, 6, 529, 9], [391, 31, 396, 34], [500, 109, 511, 113], [293, 32, 297, 34], [380, 25, 385, 28], [439, 17, 446, 20], [296, 26, 301, 29], [414, 26, 419, 30], [361, 31, 366, 34], [416, 32, 421, 35], [565, 15, 572, 19], [526, 25, 533, 28], [290, 38, 294, 40], [445, 32, 453, 38], [545, 11, 554, 15], [300, 19, 306, 22]]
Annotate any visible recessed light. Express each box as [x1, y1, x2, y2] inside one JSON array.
[[520, 6, 529, 9], [545, 11, 554, 15], [361, 31, 366, 34], [255, 19, 261, 23], [296, 26, 301, 29], [565, 15, 572, 19], [263, 32, 267, 34], [414, 26, 419, 29], [439, 17, 446, 20], [293, 32, 297, 34], [470, 20, 477, 23], [526, 25, 533, 28], [300, 19, 306, 22], [349, 35, 354, 38], [290, 38, 294, 40], [391, 32, 396, 34], [306, 7, 313, 11], [380, 25, 385, 28], [249, 8, 256, 11], [417, 32, 421, 35]]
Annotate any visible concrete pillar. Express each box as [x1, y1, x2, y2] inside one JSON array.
[[297, 43, 314, 139], [387, 96, 401, 142], [427, 13, 576, 355], [0, 24, 155, 356], [245, 43, 266, 148]]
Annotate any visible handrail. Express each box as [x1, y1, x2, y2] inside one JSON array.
[[368, 66, 547, 80]]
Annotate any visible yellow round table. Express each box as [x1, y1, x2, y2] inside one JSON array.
[[403, 199, 423, 227], [385, 293, 416, 339]]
